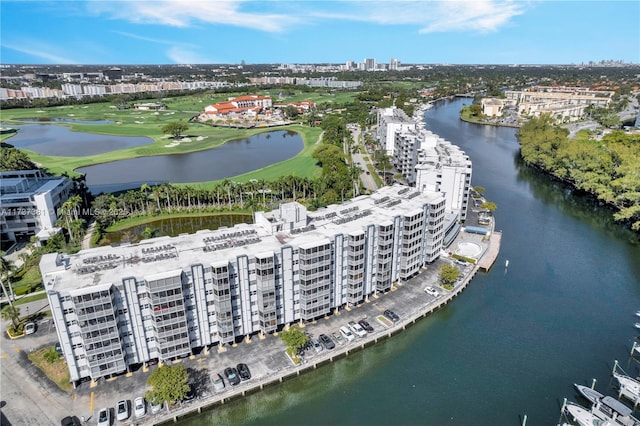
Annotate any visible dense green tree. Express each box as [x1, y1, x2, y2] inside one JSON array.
[[161, 121, 189, 138], [473, 186, 486, 195], [279, 326, 309, 352], [0, 148, 37, 171], [1, 304, 21, 329], [43, 346, 60, 363], [0, 254, 16, 305], [146, 364, 190, 406], [518, 116, 640, 231], [479, 202, 497, 212], [439, 264, 460, 286]]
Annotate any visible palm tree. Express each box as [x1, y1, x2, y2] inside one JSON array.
[[68, 219, 86, 245], [151, 184, 162, 213], [1, 304, 21, 329], [140, 183, 151, 213], [349, 165, 362, 197], [0, 254, 16, 306]]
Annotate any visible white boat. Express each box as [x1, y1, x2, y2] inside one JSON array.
[[635, 310, 640, 317], [613, 371, 640, 405], [564, 401, 602, 426], [574, 383, 604, 405], [564, 397, 640, 426], [634, 322, 640, 329]]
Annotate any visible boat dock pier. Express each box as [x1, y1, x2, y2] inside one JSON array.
[[478, 231, 501, 271]]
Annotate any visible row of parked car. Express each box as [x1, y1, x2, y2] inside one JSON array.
[[97, 396, 163, 426], [303, 310, 401, 356], [211, 363, 251, 392]]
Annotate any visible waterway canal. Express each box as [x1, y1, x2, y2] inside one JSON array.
[[179, 98, 640, 425]]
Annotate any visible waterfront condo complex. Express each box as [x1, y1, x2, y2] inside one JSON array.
[[40, 185, 449, 384], [378, 106, 473, 222]]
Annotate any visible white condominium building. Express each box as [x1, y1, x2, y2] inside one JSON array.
[[1, 170, 73, 247], [377, 107, 416, 155], [40, 185, 446, 384], [389, 117, 473, 222], [414, 135, 472, 222]]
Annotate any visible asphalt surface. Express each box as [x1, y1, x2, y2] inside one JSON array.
[[0, 228, 492, 426]]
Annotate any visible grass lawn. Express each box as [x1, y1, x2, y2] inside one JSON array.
[[11, 265, 43, 296], [14, 293, 47, 306], [28, 347, 73, 392]]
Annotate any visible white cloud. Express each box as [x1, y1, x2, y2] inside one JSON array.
[[1, 41, 77, 64], [89, 0, 296, 32], [417, 1, 527, 34], [112, 31, 178, 45], [309, 0, 527, 34]]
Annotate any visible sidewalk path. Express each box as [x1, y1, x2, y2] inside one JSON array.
[[81, 220, 96, 250]]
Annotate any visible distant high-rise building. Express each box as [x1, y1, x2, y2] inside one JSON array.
[[103, 67, 123, 81], [389, 58, 400, 71], [364, 58, 376, 71]]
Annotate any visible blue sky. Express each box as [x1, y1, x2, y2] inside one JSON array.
[[1, 1, 638, 65]]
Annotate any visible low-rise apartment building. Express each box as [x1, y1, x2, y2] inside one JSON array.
[[1, 170, 73, 248], [503, 87, 614, 122], [40, 185, 446, 384]]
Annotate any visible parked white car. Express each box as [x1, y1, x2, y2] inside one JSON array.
[[339, 326, 355, 342], [24, 322, 35, 335], [424, 286, 440, 297], [134, 396, 146, 419], [116, 399, 130, 422], [348, 321, 367, 338], [97, 408, 110, 426]]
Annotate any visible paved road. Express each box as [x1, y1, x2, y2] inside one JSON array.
[[348, 124, 378, 192], [564, 121, 599, 139]]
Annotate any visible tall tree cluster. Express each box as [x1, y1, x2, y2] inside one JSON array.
[[518, 115, 640, 231], [0, 148, 37, 171]]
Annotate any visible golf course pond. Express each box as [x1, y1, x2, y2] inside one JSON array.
[[7, 122, 151, 156], [101, 214, 253, 245], [77, 130, 304, 194], [5, 122, 304, 194], [17, 117, 115, 124]]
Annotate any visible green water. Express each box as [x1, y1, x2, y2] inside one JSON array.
[[102, 214, 252, 245]]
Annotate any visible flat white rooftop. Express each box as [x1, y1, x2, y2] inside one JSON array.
[[41, 185, 445, 294]]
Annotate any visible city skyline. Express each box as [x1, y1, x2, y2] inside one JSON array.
[[1, 0, 638, 66]]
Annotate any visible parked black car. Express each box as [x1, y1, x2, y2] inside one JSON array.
[[60, 416, 81, 426], [224, 367, 241, 386], [383, 309, 400, 323], [318, 333, 335, 350], [236, 363, 251, 380], [358, 319, 374, 333]]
